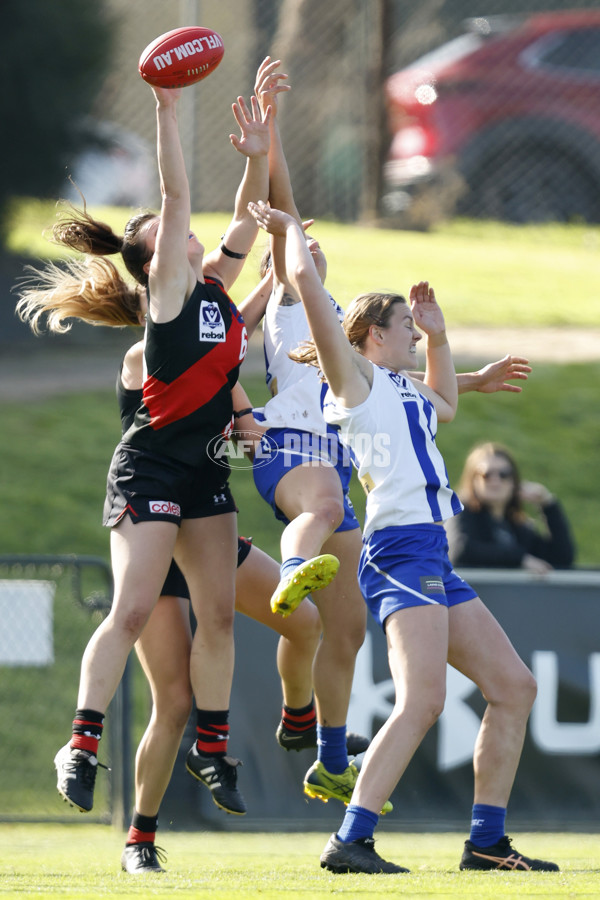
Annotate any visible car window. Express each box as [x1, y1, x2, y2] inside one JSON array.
[[528, 28, 600, 76], [406, 33, 483, 71]]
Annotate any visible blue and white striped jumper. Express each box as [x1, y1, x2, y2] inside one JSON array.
[[323, 362, 463, 540]]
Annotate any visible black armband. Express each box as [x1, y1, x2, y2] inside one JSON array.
[[220, 241, 247, 260], [233, 407, 254, 419]]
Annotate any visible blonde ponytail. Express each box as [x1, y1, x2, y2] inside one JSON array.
[[15, 202, 156, 334], [16, 257, 142, 333]]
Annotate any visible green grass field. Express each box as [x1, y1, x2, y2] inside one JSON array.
[[1, 206, 599, 865], [0, 365, 598, 566], [4, 201, 600, 563], [7, 198, 600, 326], [1, 825, 598, 898], [5, 200, 597, 567]]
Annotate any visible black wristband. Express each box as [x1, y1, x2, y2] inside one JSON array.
[[220, 242, 247, 260], [233, 407, 254, 419]]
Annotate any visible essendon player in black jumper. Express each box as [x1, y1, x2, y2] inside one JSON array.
[[118, 276, 247, 468], [103, 274, 248, 527], [16, 80, 273, 840], [112, 337, 322, 874]]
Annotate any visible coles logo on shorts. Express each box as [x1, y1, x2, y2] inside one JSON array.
[[148, 499, 181, 518], [199, 301, 226, 342]]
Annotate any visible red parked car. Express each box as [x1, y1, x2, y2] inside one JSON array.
[[383, 10, 600, 224]]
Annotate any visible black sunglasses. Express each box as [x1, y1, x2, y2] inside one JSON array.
[[479, 468, 513, 481]]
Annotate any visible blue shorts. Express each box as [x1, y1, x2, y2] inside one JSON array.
[[358, 524, 477, 630], [252, 427, 359, 532]]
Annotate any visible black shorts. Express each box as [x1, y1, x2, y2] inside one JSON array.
[[162, 537, 253, 598], [103, 442, 236, 527]]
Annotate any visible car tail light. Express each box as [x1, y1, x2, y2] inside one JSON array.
[[390, 123, 438, 159]]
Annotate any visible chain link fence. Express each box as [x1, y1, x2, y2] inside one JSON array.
[[74, 0, 600, 228], [0, 556, 133, 825]]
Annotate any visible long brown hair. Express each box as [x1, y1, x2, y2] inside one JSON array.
[[288, 291, 407, 369], [15, 204, 155, 334], [457, 441, 524, 522]]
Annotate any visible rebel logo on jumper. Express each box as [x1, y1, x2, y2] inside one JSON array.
[[199, 301, 226, 342]]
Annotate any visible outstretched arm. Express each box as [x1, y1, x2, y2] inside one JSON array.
[[148, 86, 196, 323], [203, 96, 272, 291], [254, 57, 304, 296], [457, 355, 531, 394], [236, 267, 273, 336], [409, 281, 458, 421], [248, 201, 371, 407], [410, 355, 531, 394], [255, 57, 298, 220]]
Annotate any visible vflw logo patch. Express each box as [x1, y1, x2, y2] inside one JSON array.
[[199, 301, 226, 342]]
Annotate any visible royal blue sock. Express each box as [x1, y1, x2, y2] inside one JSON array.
[[338, 804, 379, 843], [469, 803, 506, 847], [317, 724, 348, 774], [280, 556, 306, 579]]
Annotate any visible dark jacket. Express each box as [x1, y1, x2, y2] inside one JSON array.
[[446, 500, 576, 569]]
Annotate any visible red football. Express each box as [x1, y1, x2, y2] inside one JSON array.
[[138, 26, 224, 88]]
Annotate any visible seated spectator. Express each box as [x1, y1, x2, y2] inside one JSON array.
[[446, 441, 576, 573]]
